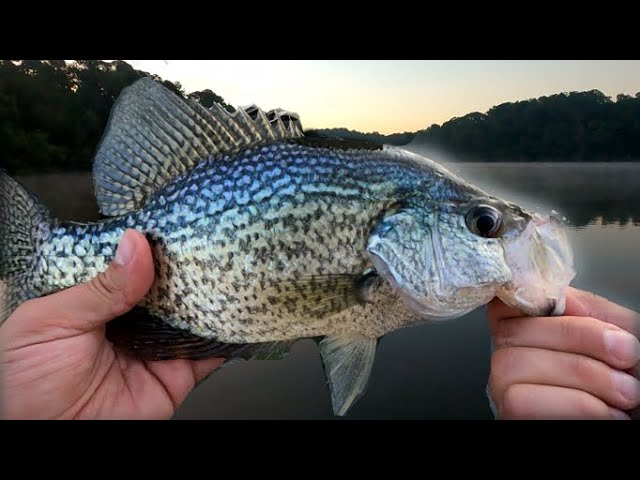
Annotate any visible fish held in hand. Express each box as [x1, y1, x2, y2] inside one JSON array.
[[0, 78, 576, 416]]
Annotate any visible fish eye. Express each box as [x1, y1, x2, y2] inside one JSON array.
[[465, 205, 503, 238]]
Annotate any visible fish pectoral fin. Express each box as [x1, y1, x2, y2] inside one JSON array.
[[269, 272, 383, 320], [105, 307, 294, 362], [318, 334, 378, 416], [92, 77, 304, 217]]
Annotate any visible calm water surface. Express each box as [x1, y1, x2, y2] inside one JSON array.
[[14, 160, 640, 420]]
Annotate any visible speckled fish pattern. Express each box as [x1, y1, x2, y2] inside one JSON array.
[[33, 141, 474, 343]]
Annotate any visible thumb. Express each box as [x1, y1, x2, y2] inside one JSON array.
[[24, 229, 155, 333]]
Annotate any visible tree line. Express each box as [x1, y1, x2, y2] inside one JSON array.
[[0, 60, 234, 174], [1, 60, 639, 174], [315, 90, 640, 162]]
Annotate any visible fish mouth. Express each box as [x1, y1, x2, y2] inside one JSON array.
[[498, 213, 576, 317]]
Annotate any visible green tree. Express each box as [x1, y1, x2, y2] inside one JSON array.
[[0, 60, 236, 174], [188, 89, 235, 113]]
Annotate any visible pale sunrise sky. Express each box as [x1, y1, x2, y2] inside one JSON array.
[[121, 60, 640, 135]]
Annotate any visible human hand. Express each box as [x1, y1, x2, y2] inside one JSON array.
[[487, 287, 640, 420], [0, 229, 224, 420]]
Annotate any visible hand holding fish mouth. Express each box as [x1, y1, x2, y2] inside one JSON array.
[[0, 229, 224, 420], [487, 287, 640, 420]]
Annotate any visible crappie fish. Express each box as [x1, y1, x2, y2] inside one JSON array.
[[0, 78, 576, 416]]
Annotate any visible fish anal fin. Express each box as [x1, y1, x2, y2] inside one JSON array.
[[106, 308, 294, 362]]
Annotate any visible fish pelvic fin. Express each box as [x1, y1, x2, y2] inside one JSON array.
[[92, 77, 305, 217], [318, 334, 378, 416], [0, 170, 52, 323]]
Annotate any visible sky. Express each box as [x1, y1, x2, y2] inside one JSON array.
[[122, 60, 640, 135]]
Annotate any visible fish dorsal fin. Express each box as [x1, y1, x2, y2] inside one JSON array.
[[92, 77, 304, 216]]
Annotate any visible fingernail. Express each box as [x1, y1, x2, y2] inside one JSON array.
[[604, 330, 640, 365], [611, 371, 640, 404], [608, 407, 630, 420], [114, 231, 135, 267]]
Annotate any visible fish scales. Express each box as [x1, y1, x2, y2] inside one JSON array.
[[34, 142, 443, 342]]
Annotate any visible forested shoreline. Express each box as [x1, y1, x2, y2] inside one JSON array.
[[314, 90, 640, 162], [1, 60, 639, 174], [0, 60, 234, 174]]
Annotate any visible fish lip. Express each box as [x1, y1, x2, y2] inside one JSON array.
[[498, 213, 576, 317], [543, 299, 558, 317], [497, 287, 567, 317]]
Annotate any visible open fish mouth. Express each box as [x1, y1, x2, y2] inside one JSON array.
[[498, 213, 576, 317]]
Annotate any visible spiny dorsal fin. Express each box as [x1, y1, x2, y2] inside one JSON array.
[[92, 77, 305, 216]]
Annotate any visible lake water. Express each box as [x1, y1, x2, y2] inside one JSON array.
[[12, 160, 640, 420]]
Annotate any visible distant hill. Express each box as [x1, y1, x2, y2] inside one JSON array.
[[1, 60, 639, 175], [305, 127, 417, 147], [314, 90, 640, 162]]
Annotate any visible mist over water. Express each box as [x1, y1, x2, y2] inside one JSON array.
[[13, 160, 640, 419]]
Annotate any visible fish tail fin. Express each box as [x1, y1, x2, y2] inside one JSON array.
[[0, 170, 52, 323]]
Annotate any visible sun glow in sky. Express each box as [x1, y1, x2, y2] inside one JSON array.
[[122, 60, 640, 135]]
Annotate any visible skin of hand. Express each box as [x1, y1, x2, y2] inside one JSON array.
[[0, 229, 224, 420], [487, 287, 640, 420]]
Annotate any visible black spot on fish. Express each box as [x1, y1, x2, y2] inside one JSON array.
[[238, 238, 251, 253]]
